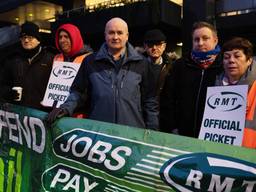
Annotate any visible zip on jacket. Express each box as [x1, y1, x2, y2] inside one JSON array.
[[194, 69, 205, 137]]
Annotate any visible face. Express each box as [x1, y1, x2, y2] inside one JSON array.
[[59, 30, 72, 54], [144, 41, 166, 60], [192, 27, 218, 52], [20, 35, 40, 50], [223, 49, 252, 80], [105, 18, 129, 53]]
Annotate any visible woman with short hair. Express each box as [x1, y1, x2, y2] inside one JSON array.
[[215, 37, 256, 149]]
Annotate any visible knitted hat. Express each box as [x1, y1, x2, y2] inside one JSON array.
[[144, 29, 166, 44], [20, 22, 41, 41]]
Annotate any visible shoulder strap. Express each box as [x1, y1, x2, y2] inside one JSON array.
[[54, 52, 92, 64], [73, 52, 92, 64]]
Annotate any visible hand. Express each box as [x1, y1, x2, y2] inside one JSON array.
[[47, 108, 68, 123]]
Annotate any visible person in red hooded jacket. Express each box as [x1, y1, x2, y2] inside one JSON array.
[[53, 23, 92, 117], [54, 23, 92, 64]]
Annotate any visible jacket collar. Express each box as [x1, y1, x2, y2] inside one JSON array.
[[95, 42, 143, 64]]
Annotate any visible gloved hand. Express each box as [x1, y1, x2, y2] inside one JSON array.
[[4, 89, 19, 101], [47, 108, 68, 123]]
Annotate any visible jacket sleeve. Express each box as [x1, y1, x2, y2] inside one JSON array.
[[165, 59, 180, 133], [60, 56, 90, 115], [141, 59, 159, 130]]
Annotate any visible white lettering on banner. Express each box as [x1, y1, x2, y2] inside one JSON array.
[[50, 169, 98, 192], [208, 174, 235, 192], [59, 134, 132, 171], [199, 85, 248, 146], [41, 61, 81, 108], [105, 146, 132, 171], [186, 169, 202, 189], [0, 110, 45, 153], [242, 181, 256, 192], [185, 170, 256, 192]]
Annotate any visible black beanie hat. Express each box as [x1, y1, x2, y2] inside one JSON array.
[[20, 21, 41, 41], [144, 29, 166, 44]]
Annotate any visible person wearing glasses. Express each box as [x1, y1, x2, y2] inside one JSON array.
[[143, 29, 174, 133], [0, 21, 54, 110]]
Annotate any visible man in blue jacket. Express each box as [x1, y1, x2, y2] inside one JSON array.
[[48, 17, 159, 130]]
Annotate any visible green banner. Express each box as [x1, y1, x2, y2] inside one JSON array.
[[0, 103, 255, 192]]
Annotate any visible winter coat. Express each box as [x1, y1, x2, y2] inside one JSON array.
[[215, 62, 256, 149], [0, 46, 54, 110], [61, 42, 159, 129], [168, 55, 223, 137], [147, 52, 173, 132]]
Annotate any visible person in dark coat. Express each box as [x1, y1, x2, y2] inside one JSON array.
[[143, 29, 173, 132], [168, 21, 223, 137], [48, 17, 159, 130], [0, 21, 54, 111]]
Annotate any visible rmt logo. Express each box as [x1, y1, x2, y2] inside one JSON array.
[[53, 65, 77, 79], [160, 153, 256, 192], [207, 92, 245, 112]]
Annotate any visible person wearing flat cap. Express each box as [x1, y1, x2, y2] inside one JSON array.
[[143, 29, 173, 133], [0, 21, 54, 111]]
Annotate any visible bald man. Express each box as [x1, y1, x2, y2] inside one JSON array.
[[48, 17, 159, 130]]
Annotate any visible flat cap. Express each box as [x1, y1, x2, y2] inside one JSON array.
[[144, 29, 166, 43]]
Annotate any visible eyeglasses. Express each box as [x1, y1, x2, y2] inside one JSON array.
[[146, 41, 166, 48], [20, 35, 35, 41]]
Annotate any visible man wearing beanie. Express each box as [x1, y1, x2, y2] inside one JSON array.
[[0, 21, 54, 111], [143, 29, 173, 133]]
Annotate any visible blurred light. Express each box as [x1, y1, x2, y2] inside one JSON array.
[[15, 17, 19, 21], [170, 0, 182, 6], [177, 42, 183, 46], [227, 11, 237, 16], [39, 29, 51, 33], [28, 13, 33, 17], [48, 18, 56, 22]]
